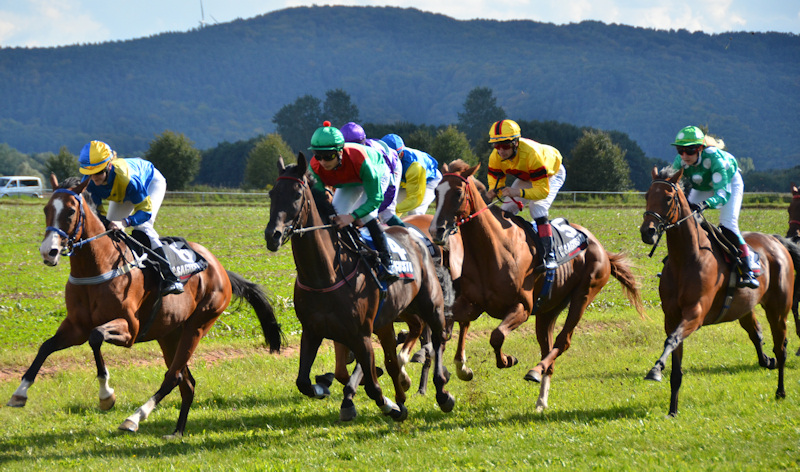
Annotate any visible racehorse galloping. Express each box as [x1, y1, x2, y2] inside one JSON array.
[[264, 154, 453, 422], [430, 160, 645, 411], [7, 175, 282, 438], [640, 167, 793, 416], [786, 184, 800, 354]]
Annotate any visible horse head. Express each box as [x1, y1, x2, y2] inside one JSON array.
[[265, 152, 310, 252], [430, 160, 481, 246], [788, 183, 800, 239], [40, 174, 92, 266], [640, 166, 690, 245]]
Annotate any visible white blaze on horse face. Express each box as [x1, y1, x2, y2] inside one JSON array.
[[431, 180, 453, 233], [40, 199, 64, 264]]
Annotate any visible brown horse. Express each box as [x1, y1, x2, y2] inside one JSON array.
[[429, 160, 645, 411], [264, 154, 453, 422], [640, 167, 793, 416], [786, 184, 800, 354], [7, 175, 282, 438]]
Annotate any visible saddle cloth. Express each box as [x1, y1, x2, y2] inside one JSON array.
[[528, 217, 589, 266], [159, 237, 209, 280], [358, 228, 415, 280]]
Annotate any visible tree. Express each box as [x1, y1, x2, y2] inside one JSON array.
[[323, 89, 360, 128], [272, 95, 322, 154], [405, 128, 435, 154], [457, 87, 506, 147], [45, 146, 79, 181], [0, 143, 28, 175], [567, 130, 633, 192], [243, 134, 294, 190], [430, 126, 477, 167], [144, 131, 201, 190]]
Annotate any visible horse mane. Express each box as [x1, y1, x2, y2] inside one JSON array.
[[58, 176, 83, 189], [311, 187, 335, 221], [654, 166, 685, 192]]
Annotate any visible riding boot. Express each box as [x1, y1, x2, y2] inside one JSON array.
[[385, 214, 407, 227], [365, 219, 399, 282], [535, 218, 558, 270], [737, 244, 760, 289], [153, 246, 185, 295]]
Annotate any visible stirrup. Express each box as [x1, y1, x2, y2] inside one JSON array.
[[378, 258, 399, 282], [737, 272, 760, 289], [161, 279, 184, 295]]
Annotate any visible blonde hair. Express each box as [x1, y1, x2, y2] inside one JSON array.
[[703, 135, 725, 149]]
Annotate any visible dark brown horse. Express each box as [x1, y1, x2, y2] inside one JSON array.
[[640, 167, 793, 416], [7, 175, 282, 438], [429, 160, 645, 411], [786, 184, 800, 354], [264, 154, 453, 422]]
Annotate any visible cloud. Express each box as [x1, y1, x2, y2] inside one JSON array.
[[1, 1, 109, 48]]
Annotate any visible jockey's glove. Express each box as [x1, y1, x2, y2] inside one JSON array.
[[689, 201, 709, 213]]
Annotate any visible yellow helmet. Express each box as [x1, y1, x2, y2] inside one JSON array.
[[488, 120, 521, 143], [79, 141, 116, 175]]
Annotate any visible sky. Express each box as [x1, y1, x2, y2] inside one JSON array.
[[1, 0, 798, 48]]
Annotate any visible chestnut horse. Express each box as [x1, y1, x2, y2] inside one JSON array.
[[640, 167, 793, 416], [429, 160, 645, 411], [7, 175, 282, 438], [264, 154, 453, 422], [786, 184, 800, 354]]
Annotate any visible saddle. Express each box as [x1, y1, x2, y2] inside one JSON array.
[[506, 213, 589, 267], [125, 233, 208, 281], [698, 219, 762, 278]]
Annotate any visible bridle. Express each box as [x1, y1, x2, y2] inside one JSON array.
[[643, 179, 700, 258], [46, 188, 112, 256], [441, 172, 491, 234], [790, 194, 800, 229]]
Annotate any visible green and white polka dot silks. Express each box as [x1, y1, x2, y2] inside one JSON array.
[[672, 146, 739, 209]]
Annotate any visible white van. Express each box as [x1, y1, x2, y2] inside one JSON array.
[[0, 176, 44, 198]]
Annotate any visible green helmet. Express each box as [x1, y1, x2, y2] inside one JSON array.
[[672, 126, 705, 146], [309, 121, 345, 150]]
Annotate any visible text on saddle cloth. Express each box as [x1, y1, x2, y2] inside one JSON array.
[[158, 237, 209, 279], [530, 217, 589, 265], [358, 228, 415, 280]]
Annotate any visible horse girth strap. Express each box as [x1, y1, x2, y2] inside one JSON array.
[[68, 255, 146, 285], [295, 265, 360, 293]]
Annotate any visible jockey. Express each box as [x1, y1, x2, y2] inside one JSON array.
[[484, 120, 566, 271], [308, 121, 399, 282], [78, 140, 184, 295], [380, 134, 443, 216], [671, 125, 759, 289], [340, 122, 405, 227]]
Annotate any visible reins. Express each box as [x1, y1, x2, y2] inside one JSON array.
[[47, 188, 115, 256], [643, 179, 702, 258]]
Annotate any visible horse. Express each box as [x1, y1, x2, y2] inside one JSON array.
[[264, 153, 454, 422], [6, 175, 283, 438], [640, 166, 794, 416], [786, 184, 800, 354], [429, 160, 645, 411]]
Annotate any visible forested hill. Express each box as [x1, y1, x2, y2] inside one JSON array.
[[1, 6, 798, 170]]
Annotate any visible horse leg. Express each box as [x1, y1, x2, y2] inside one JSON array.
[[415, 327, 434, 395], [7, 319, 88, 407], [763, 306, 788, 399], [668, 343, 684, 417], [332, 341, 352, 386], [296, 330, 327, 399], [340, 361, 364, 421], [88, 318, 136, 411], [535, 374, 552, 412], [351, 334, 406, 422], [525, 313, 557, 384], [645, 328, 684, 382], [376, 324, 408, 404], [490, 303, 527, 369], [396, 316, 425, 393], [453, 320, 473, 381], [429, 325, 455, 413], [738, 312, 776, 369], [646, 313, 701, 383], [794, 302, 800, 356]]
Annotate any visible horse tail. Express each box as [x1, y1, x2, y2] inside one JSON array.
[[226, 270, 284, 353], [607, 251, 648, 320]]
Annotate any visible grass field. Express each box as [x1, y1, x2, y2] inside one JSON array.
[[0, 196, 798, 471]]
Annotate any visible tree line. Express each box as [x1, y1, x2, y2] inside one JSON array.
[[2, 87, 797, 193]]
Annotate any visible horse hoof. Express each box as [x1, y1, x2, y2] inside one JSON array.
[[118, 419, 139, 432], [340, 405, 358, 422], [535, 398, 547, 412], [312, 383, 330, 399], [524, 369, 542, 383], [388, 404, 408, 422], [456, 367, 473, 381], [645, 369, 662, 382], [7, 395, 27, 407], [776, 389, 786, 399], [315, 373, 335, 388], [437, 392, 455, 413], [162, 431, 183, 440], [99, 393, 116, 411]]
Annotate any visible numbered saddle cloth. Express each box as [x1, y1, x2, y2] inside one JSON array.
[[160, 236, 209, 279], [531, 217, 589, 265], [358, 228, 415, 280]]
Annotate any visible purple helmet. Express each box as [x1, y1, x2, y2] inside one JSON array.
[[340, 122, 367, 144]]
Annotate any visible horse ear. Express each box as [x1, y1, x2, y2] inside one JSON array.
[[442, 162, 449, 173], [277, 155, 285, 173], [670, 167, 684, 183], [75, 178, 90, 194], [49, 173, 58, 190], [792, 183, 798, 195], [651, 167, 658, 180], [466, 163, 480, 177], [297, 152, 307, 172]]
